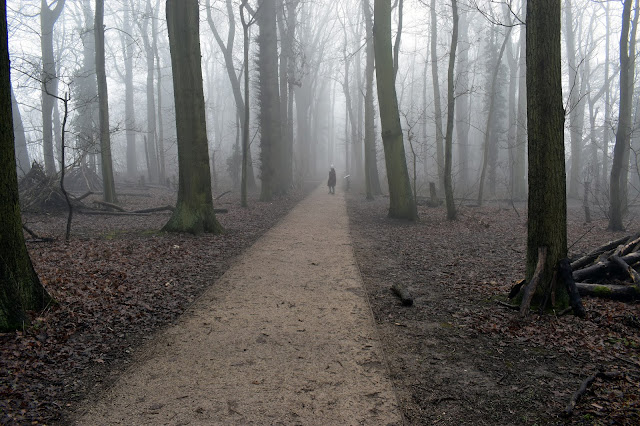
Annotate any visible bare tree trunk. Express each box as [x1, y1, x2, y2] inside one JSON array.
[[164, 0, 223, 234], [430, 0, 445, 193], [514, 0, 527, 200], [10, 86, 29, 175], [444, 0, 458, 220], [565, 0, 586, 199], [95, 0, 117, 203], [363, 0, 381, 198], [478, 27, 512, 206], [374, 0, 417, 220], [524, 0, 568, 309], [122, 4, 137, 179], [257, 0, 283, 201], [455, 11, 470, 193], [40, 0, 65, 175], [0, 1, 52, 331], [609, 0, 639, 231]]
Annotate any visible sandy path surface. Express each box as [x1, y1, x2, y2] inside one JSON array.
[[75, 186, 402, 425]]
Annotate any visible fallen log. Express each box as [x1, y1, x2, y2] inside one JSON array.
[[562, 371, 623, 417], [391, 283, 414, 306], [133, 205, 175, 214], [609, 255, 640, 283], [575, 282, 639, 301], [520, 247, 547, 317], [558, 258, 586, 317], [570, 235, 631, 270], [78, 210, 150, 216], [93, 200, 126, 212], [572, 251, 640, 282], [613, 233, 640, 257]]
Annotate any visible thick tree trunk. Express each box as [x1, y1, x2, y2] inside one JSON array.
[[0, 2, 52, 331], [257, 0, 283, 201], [164, 0, 223, 234], [525, 0, 568, 308], [374, 0, 417, 220], [95, 0, 117, 203]]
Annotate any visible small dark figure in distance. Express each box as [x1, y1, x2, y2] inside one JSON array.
[[328, 165, 336, 194]]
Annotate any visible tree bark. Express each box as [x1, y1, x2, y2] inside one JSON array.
[[163, 0, 223, 234], [0, 1, 52, 331], [363, 0, 382, 199], [525, 0, 568, 308], [609, 0, 639, 231], [443, 0, 458, 220], [374, 0, 417, 220], [40, 0, 65, 175], [430, 0, 444, 193], [455, 11, 470, 192], [122, 4, 137, 179], [95, 0, 117, 203], [257, 0, 283, 201], [10, 86, 29, 176]]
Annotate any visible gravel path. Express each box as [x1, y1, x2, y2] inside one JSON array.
[[75, 186, 402, 425]]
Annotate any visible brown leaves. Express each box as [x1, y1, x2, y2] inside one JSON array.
[[1, 188, 307, 424]]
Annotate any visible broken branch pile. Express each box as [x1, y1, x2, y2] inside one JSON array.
[[570, 235, 640, 300]]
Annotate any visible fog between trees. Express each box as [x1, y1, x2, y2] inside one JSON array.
[[4, 0, 637, 216]]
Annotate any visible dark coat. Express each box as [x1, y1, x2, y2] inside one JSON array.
[[328, 168, 336, 187]]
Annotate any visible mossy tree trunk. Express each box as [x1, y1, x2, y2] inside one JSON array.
[[164, 0, 223, 235], [1, 1, 52, 331], [373, 0, 417, 220], [524, 0, 568, 309]]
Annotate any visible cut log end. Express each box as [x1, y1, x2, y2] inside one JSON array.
[[391, 283, 414, 306]]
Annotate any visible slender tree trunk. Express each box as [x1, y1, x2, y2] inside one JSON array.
[[444, 0, 458, 220], [514, 1, 527, 200], [609, 0, 639, 231], [1, 1, 52, 331], [525, 0, 568, 308], [122, 5, 137, 179], [374, 0, 417, 220], [95, 0, 117, 203], [455, 11, 470, 193], [478, 27, 512, 206], [164, 0, 223, 234], [153, 3, 166, 184], [11, 86, 29, 175], [430, 0, 445, 193], [565, 0, 585, 199], [40, 0, 65, 175], [363, 0, 381, 198]]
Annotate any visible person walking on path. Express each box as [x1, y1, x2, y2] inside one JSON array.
[[328, 165, 336, 194]]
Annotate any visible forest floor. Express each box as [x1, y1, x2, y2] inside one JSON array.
[[0, 184, 639, 425], [348, 194, 640, 425]]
